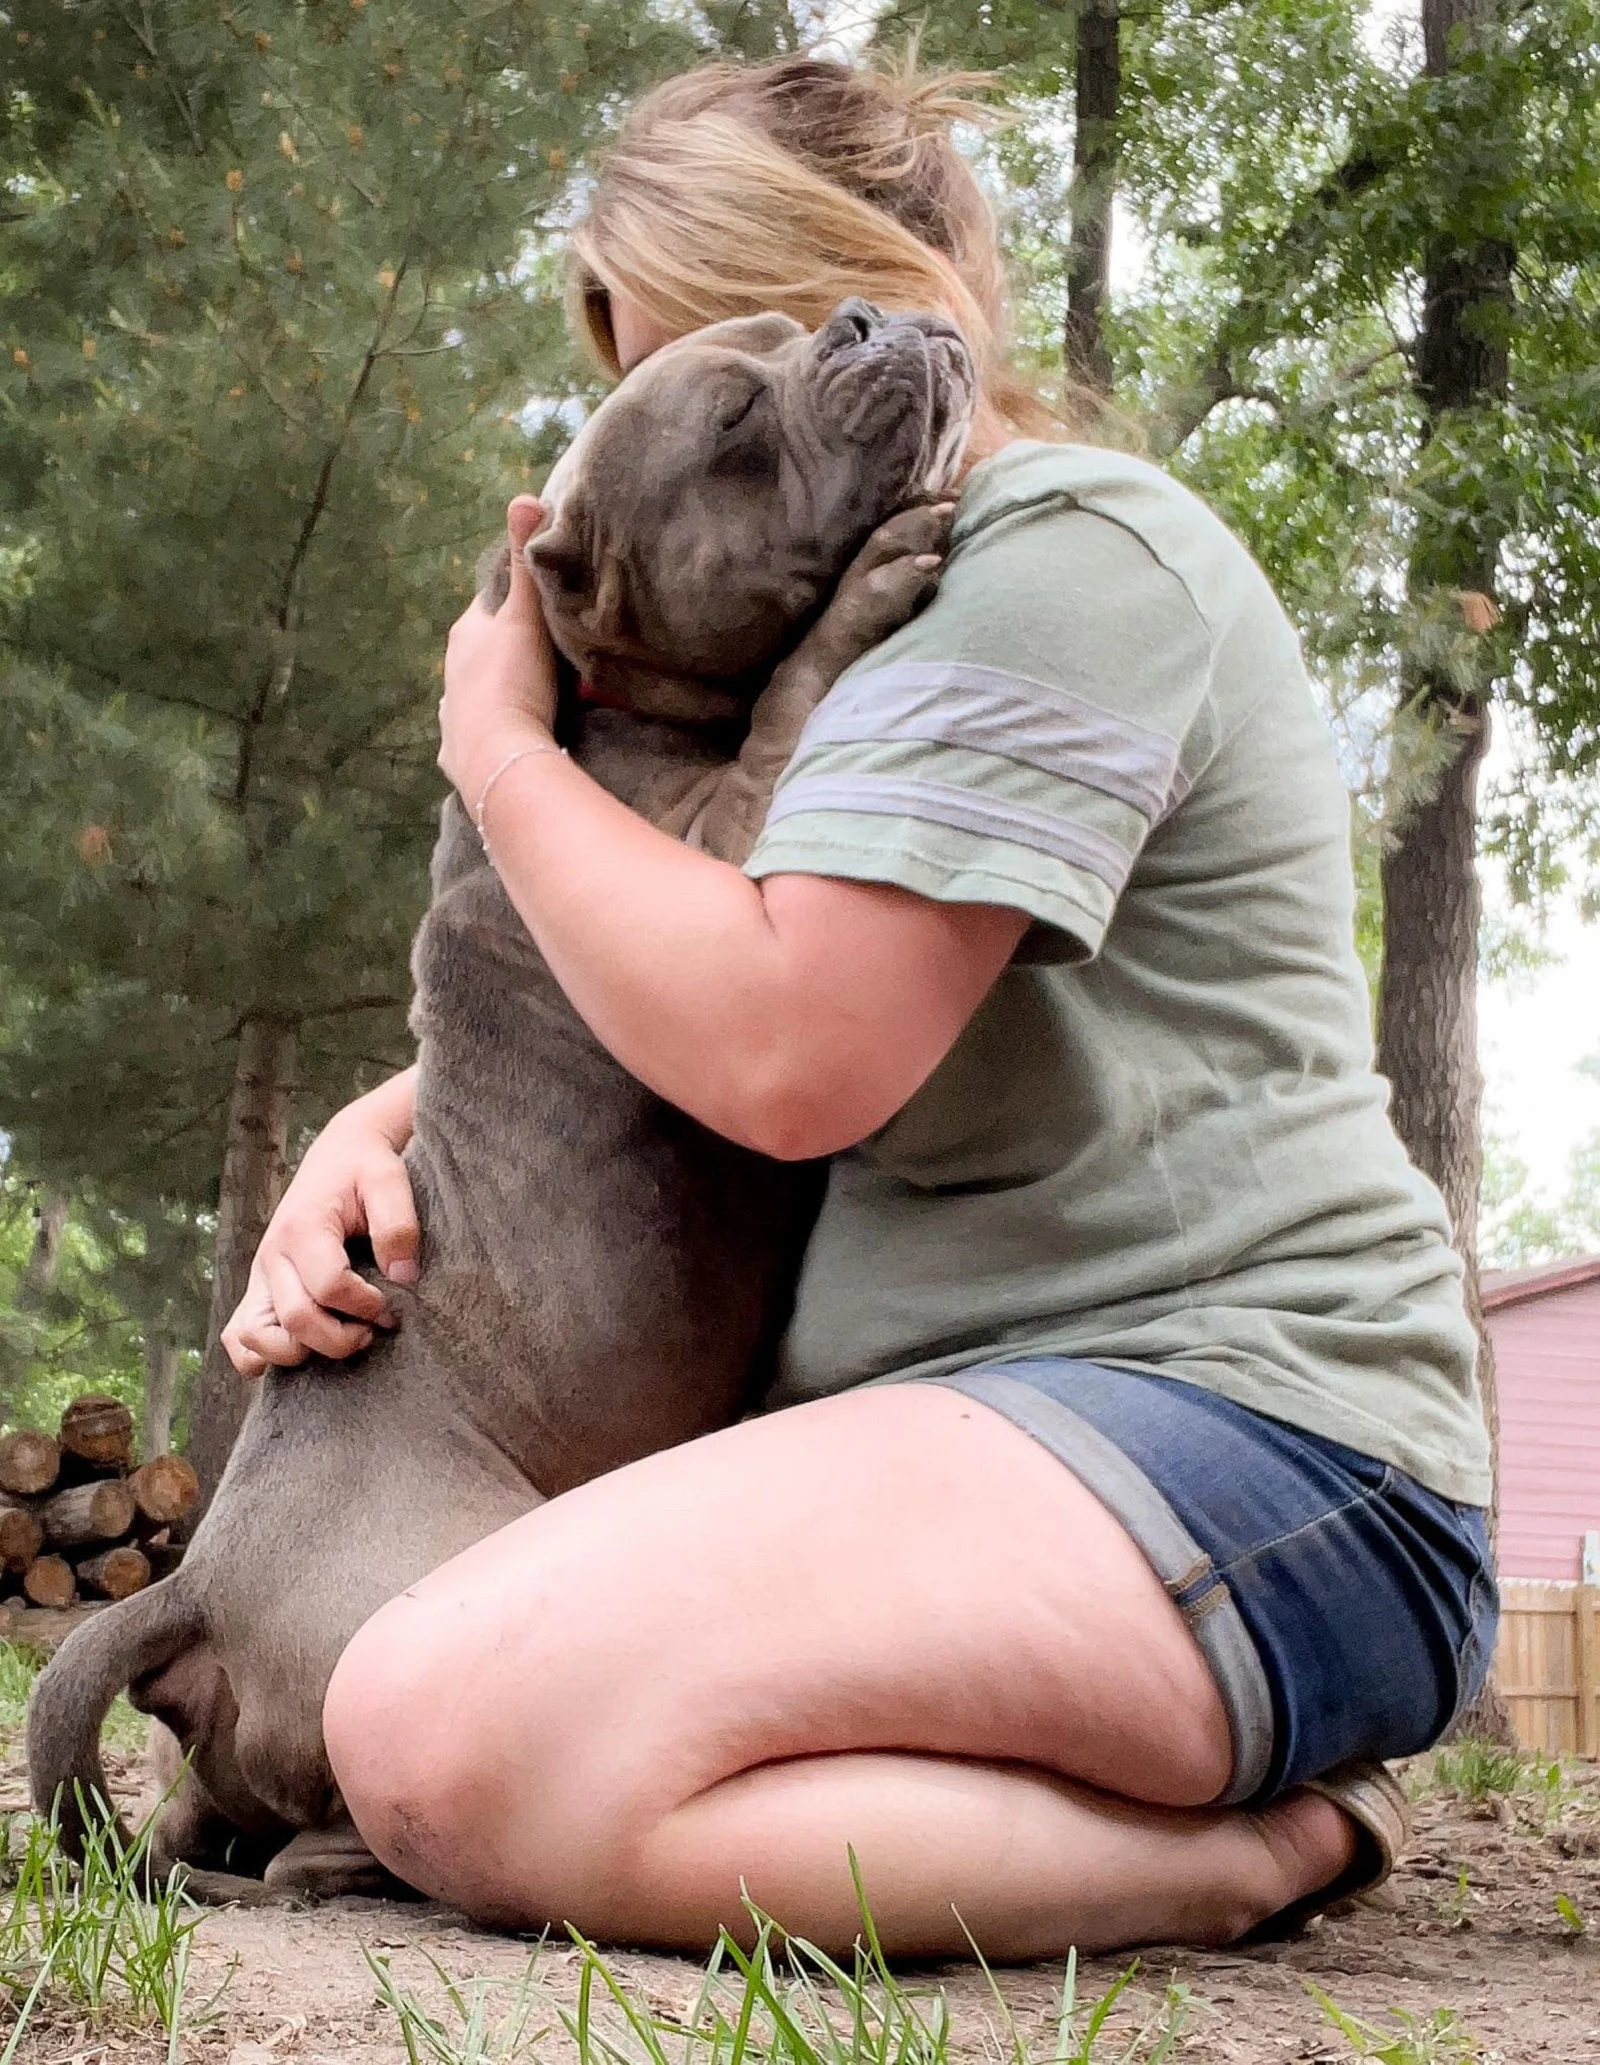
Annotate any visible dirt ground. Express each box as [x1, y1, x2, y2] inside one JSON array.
[[3, 1737, 1598, 2065]]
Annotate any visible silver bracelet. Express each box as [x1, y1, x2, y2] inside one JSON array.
[[473, 741, 568, 850]]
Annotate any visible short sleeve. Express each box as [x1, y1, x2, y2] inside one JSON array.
[[743, 498, 1217, 963]]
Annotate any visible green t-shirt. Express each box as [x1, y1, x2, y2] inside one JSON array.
[[744, 440, 1489, 1507]]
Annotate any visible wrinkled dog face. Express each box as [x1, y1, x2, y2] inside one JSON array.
[[527, 299, 976, 706]]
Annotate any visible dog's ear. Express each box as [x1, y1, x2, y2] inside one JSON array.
[[525, 520, 590, 599]]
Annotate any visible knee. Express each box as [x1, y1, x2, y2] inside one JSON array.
[[322, 1594, 651, 1924], [323, 1599, 493, 1903]]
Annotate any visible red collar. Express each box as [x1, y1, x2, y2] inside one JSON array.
[[576, 676, 632, 712]]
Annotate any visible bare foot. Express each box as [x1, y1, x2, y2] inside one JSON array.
[[1238, 1788, 1361, 1934]]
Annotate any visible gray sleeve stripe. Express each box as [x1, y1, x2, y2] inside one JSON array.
[[797, 661, 1189, 819], [761, 775, 1133, 894]]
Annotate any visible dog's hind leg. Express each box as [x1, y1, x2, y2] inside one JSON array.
[[156, 1818, 412, 1908], [261, 1815, 417, 1904]]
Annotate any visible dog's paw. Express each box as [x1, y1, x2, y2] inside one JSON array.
[[828, 501, 956, 652]]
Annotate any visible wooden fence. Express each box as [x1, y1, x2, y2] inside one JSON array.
[[1497, 1580, 1600, 1757]]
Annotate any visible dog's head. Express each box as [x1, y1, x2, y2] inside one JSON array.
[[524, 300, 975, 717]]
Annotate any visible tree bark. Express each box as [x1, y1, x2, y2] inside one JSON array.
[[22, 1556, 76, 1610], [0, 1499, 44, 1572], [1377, 0, 1516, 1743], [17, 1189, 69, 1312], [77, 1546, 152, 1601], [130, 1453, 200, 1528], [142, 1335, 182, 1461], [0, 1431, 60, 1497], [59, 1394, 134, 1471], [1065, 0, 1120, 398], [40, 1478, 136, 1550], [183, 1013, 297, 1518]]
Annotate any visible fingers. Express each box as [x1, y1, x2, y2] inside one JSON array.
[[500, 496, 547, 623], [222, 1316, 270, 1379], [224, 1268, 309, 1377], [261, 1249, 379, 1363], [362, 1161, 422, 1285], [226, 1311, 307, 1377], [289, 1215, 396, 1325]]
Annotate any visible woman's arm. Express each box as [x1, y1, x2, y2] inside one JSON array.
[[476, 757, 1023, 1158], [222, 1064, 421, 1375], [444, 502, 1027, 1161]]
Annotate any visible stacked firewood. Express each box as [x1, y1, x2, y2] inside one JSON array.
[[0, 1395, 196, 1612]]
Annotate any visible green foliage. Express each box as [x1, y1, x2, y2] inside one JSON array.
[[0, 0, 714, 1388], [0, 1158, 200, 1435], [905, 0, 1600, 903], [1306, 1985, 1480, 2065], [0, 1646, 38, 1744], [0, 1645, 145, 1760], [0, 1797, 223, 2049], [1429, 1737, 1540, 1801], [369, 1948, 547, 2065], [1480, 1124, 1600, 1268], [369, 1878, 1202, 2065], [1, 0, 1595, 1404]]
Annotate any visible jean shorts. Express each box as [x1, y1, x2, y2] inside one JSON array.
[[931, 1358, 1499, 1805]]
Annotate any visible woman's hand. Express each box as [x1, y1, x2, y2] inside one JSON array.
[[439, 495, 562, 804], [222, 1074, 421, 1377]]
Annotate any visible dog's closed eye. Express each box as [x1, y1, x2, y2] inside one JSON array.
[[711, 380, 764, 433]]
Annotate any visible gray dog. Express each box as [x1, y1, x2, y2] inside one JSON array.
[[29, 300, 976, 1904]]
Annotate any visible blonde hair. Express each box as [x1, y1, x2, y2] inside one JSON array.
[[569, 56, 1079, 444]]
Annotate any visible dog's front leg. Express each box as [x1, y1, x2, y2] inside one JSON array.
[[676, 502, 955, 866]]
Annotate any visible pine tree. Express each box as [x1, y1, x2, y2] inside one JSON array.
[[0, 0, 692, 1495]]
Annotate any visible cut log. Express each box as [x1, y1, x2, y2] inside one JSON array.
[[0, 1430, 61, 1497], [130, 1454, 200, 1527], [0, 1497, 45, 1572], [0, 1600, 105, 1655], [59, 1394, 135, 1471], [23, 1556, 77, 1609], [40, 1478, 137, 1550], [76, 1546, 152, 1601]]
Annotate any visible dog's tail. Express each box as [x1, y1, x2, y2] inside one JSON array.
[[27, 1572, 205, 1857]]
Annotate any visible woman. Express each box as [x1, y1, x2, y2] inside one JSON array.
[[222, 57, 1497, 1957]]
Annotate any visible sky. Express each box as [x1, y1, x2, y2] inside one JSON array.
[[1478, 710, 1600, 1203], [1480, 892, 1599, 1196]]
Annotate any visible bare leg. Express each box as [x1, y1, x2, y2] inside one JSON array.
[[324, 1385, 1354, 1955]]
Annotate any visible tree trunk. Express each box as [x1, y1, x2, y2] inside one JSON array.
[[1377, 0, 1516, 1743], [1064, 0, 1120, 398], [183, 1014, 297, 1518], [142, 1335, 182, 1461], [17, 1189, 69, 1312], [1377, 706, 1491, 1255]]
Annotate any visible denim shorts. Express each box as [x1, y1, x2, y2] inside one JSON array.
[[931, 1358, 1499, 1805]]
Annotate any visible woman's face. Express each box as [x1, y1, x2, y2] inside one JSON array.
[[610, 295, 681, 374]]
